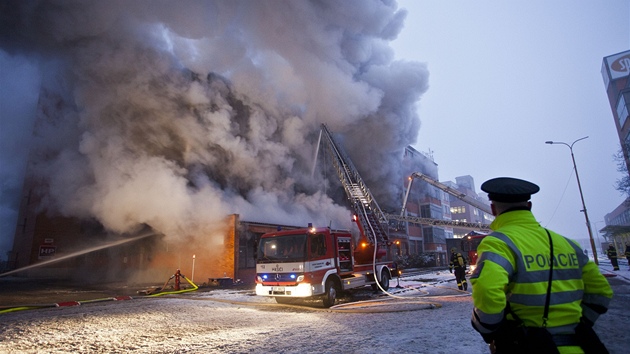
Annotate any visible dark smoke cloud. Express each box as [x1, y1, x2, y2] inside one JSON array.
[[0, 0, 429, 249]]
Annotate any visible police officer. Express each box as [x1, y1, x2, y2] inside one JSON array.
[[449, 247, 467, 290], [470, 177, 613, 354], [607, 244, 619, 271]]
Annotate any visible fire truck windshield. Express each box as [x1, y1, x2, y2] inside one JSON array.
[[257, 234, 307, 262]]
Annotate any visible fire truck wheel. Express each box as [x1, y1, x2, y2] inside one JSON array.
[[372, 271, 390, 291], [322, 279, 338, 308]]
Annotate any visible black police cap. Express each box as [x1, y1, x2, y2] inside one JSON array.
[[480, 177, 539, 203]]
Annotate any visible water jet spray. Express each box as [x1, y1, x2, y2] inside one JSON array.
[[0, 231, 158, 277]]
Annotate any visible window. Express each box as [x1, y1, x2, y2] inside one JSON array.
[[239, 233, 259, 269], [617, 92, 630, 128], [450, 206, 466, 214], [310, 233, 327, 257], [256, 234, 307, 262], [422, 227, 446, 244]]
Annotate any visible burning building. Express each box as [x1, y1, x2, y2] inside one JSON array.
[[1, 1, 431, 282]]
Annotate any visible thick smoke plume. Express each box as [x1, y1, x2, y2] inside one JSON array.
[[0, 0, 428, 249]]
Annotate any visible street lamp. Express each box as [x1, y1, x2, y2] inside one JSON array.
[[545, 136, 598, 265], [192, 254, 196, 282]]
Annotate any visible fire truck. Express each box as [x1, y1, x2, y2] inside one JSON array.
[[461, 231, 489, 271], [255, 125, 396, 307], [254, 222, 394, 307], [254, 125, 490, 307]]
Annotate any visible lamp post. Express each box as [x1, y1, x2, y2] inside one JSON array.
[[545, 136, 598, 265], [192, 254, 196, 282]]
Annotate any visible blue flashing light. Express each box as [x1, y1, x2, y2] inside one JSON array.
[[262, 274, 268, 280], [290, 274, 296, 279]]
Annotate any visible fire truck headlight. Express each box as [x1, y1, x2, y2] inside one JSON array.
[[296, 275, 305, 282]]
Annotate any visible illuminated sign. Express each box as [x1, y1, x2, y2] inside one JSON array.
[[603, 50, 630, 86], [38, 245, 56, 259]]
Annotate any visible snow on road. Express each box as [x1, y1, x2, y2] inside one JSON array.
[[0, 268, 628, 354]]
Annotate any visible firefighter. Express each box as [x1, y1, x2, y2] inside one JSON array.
[[449, 247, 467, 290], [626, 244, 630, 270], [607, 244, 619, 271], [470, 177, 612, 353]]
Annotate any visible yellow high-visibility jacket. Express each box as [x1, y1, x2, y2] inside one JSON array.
[[471, 209, 612, 352]]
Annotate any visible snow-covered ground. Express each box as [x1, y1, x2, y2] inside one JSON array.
[[1, 265, 628, 354]]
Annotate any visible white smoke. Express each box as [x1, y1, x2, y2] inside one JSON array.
[[0, 0, 429, 246]]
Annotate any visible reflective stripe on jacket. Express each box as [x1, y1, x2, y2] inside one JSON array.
[[607, 248, 617, 259], [470, 210, 612, 336], [450, 252, 466, 269]]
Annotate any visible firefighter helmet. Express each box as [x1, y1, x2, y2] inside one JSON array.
[[451, 247, 457, 253]]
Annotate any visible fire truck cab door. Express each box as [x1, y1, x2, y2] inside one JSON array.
[[309, 233, 329, 260]]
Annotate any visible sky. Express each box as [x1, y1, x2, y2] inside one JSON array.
[[0, 1, 629, 261], [391, 0, 630, 253]]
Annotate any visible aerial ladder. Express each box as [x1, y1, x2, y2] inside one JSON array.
[[317, 125, 389, 256], [316, 126, 491, 255]]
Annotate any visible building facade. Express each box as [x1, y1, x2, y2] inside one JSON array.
[[397, 146, 451, 266], [443, 176, 493, 239], [600, 50, 630, 249]]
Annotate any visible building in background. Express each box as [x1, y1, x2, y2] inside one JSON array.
[[603, 202, 630, 254], [443, 176, 493, 239], [600, 50, 630, 249], [396, 146, 451, 266]]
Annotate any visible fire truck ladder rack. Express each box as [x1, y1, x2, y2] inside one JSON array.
[[319, 124, 389, 245]]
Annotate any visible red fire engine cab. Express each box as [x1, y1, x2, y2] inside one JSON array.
[[254, 224, 394, 308], [461, 231, 489, 271]]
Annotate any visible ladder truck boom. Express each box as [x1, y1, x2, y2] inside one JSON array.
[[385, 213, 490, 231], [401, 172, 493, 216]]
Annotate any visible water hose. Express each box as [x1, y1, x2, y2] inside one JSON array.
[[0, 271, 198, 314], [148, 274, 198, 297]]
